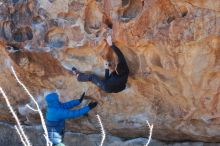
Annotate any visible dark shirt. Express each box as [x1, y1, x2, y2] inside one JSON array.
[[104, 44, 129, 93]]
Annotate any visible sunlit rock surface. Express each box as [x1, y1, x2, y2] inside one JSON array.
[[0, 0, 219, 143]]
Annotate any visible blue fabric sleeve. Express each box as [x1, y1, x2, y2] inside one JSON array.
[[59, 106, 90, 120], [61, 99, 80, 109]]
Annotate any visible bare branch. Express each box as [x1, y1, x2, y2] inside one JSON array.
[[0, 87, 32, 146], [96, 114, 106, 146], [146, 120, 153, 146], [25, 104, 38, 112], [11, 66, 51, 146], [15, 125, 28, 146]]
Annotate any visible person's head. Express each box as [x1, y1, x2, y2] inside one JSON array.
[[45, 92, 60, 108], [106, 60, 116, 73]]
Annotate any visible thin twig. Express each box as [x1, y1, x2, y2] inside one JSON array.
[[96, 114, 106, 146], [0, 87, 32, 146], [15, 125, 28, 146], [11, 66, 51, 146], [26, 104, 38, 112], [145, 120, 153, 146]]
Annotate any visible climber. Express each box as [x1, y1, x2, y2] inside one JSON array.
[[72, 35, 129, 93], [45, 92, 98, 146]]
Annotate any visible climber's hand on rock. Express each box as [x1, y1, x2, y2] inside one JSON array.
[[79, 92, 85, 103], [88, 102, 98, 110], [106, 35, 112, 46]]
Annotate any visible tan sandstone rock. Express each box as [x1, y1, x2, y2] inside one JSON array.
[[0, 0, 219, 143]]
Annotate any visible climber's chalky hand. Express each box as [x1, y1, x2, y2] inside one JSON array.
[[106, 35, 112, 46]]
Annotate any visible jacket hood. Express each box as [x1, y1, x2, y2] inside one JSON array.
[[45, 92, 60, 107]]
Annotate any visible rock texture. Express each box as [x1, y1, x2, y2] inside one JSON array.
[[0, 0, 220, 144], [1, 122, 220, 146]]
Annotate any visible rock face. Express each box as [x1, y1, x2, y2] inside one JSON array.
[[0, 122, 219, 146], [0, 0, 220, 144]]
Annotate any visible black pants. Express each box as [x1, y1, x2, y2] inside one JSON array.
[[77, 73, 108, 91]]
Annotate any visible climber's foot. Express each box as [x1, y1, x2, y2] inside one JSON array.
[[72, 67, 80, 76]]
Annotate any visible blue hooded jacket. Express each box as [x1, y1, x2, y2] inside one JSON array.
[[45, 92, 90, 134]]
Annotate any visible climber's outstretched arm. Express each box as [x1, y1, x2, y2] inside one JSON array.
[[59, 106, 90, 120], [61, 92, 85, 109], [61, 99, 80, 109], [111, 44, 127, 65]]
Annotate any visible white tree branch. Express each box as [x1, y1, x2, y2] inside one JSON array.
[[145, 120, 153, 146], [0, 87, 32, 146], [11, 66, 51, 146], [25, 104, 38, 112], [15, 125, 28, 146], [96, 114, 106, 146]]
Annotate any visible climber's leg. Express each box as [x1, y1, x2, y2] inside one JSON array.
[[61, 129, 65, 144], [55, 143, 65, 146], [48, 130, 62, 145], [72, 66, 108, 91], [77, 73, 93, 81], [77, 73, 107, 91]]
